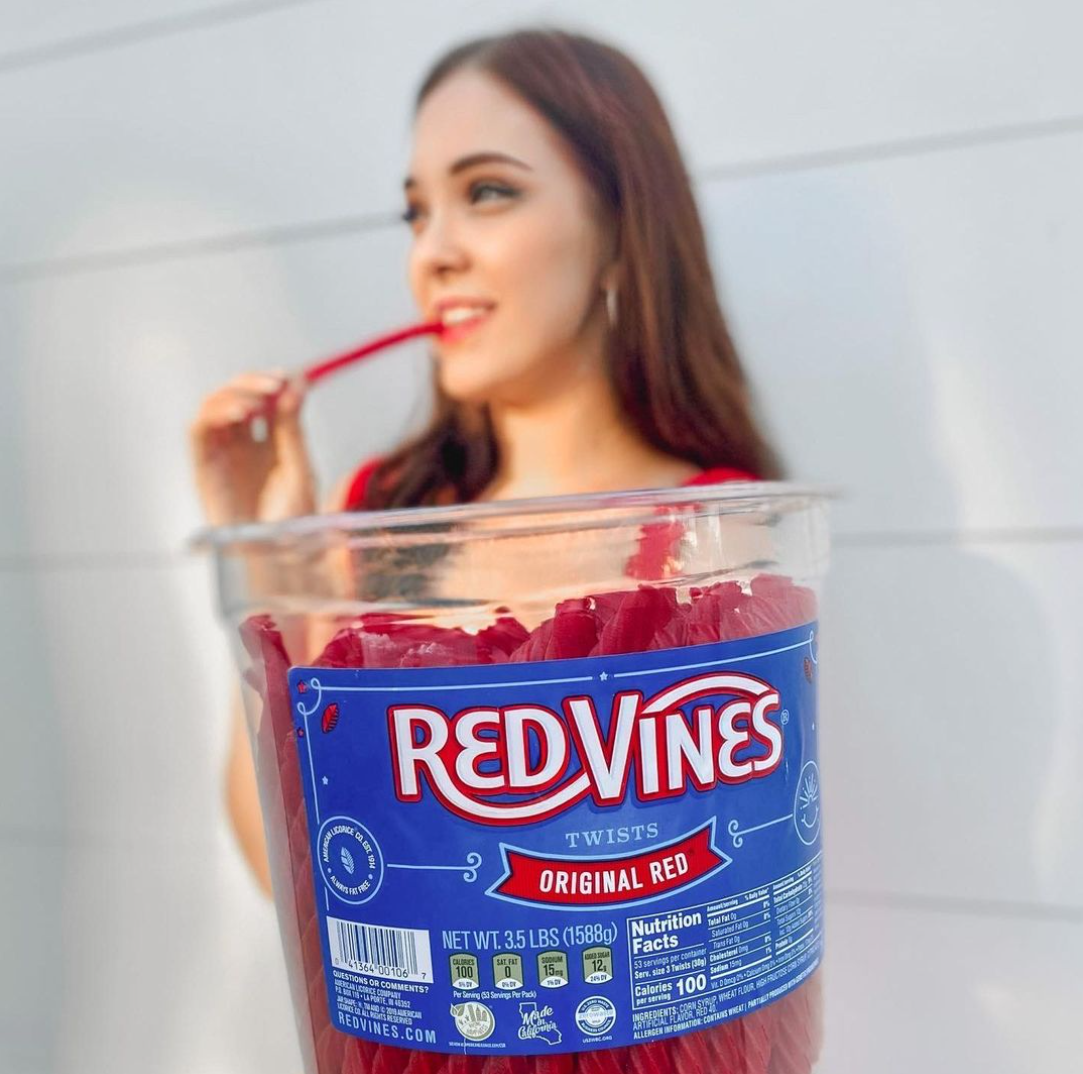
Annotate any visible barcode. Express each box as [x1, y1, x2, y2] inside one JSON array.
[[327, 917, 433, 983]]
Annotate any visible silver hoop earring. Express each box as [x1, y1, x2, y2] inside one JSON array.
[[605, 286, 618, 329]]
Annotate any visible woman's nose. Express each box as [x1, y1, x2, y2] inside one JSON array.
[[414, 210, 470, 278]]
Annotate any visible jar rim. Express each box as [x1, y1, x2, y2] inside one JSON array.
[[190, 479, 836, 554]]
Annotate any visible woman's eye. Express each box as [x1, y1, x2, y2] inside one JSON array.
[[401, 183, 517, 228], [469, 180, 518, 205]]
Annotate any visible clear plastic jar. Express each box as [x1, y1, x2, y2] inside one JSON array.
[[198, 482, 830, 1074]]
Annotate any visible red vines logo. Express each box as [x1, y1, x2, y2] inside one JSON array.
[[387, 673, 783, 826]]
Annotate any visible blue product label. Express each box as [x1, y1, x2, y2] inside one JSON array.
[[290, 622, 823, 1055]]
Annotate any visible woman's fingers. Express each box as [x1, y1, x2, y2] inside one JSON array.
[[273, 371, 307, 416], [190, 368, 317, 526], [190, 371, 305, 452], [206, 374, 288, 420], [269, 378, 311, 452]]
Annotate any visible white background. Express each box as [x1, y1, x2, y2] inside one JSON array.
[[2, 2, 1081, 1071]]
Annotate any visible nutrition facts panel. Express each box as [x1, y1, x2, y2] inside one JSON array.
[[629, 853, 823, 1016]]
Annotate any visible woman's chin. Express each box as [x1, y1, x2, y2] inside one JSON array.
[[434, 347, 544, 407], [435, 362, 506, 406]]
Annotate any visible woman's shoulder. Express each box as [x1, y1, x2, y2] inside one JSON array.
[[680, 465, 759, 486]]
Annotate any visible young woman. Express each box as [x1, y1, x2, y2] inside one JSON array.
[[190, 28, 781, 894]]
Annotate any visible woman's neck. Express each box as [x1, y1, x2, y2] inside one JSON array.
[[477, 371, 699, 501]]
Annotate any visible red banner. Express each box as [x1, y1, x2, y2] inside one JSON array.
[[493, 824, 727, 906]]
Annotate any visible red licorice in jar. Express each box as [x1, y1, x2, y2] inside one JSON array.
[[240, 575, 823, 1074]]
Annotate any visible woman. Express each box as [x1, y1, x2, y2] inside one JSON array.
[[190, 28, 781, 894]]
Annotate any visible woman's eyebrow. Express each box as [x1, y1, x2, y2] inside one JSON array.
[[403, 152, 532, 189]]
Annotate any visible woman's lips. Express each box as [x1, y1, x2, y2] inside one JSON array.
[[439, 307, 494, 343]]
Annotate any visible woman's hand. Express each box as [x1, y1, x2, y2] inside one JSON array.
[[189, 371, 317, 526]]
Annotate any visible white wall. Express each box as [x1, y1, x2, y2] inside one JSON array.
[[2, 2, 1081, 1072]]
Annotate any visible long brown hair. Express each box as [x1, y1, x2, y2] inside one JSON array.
[[361, 28, 781, 509]]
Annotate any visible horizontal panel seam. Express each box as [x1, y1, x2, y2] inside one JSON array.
[[834, 526, 1083, 548], [826, 886, 1083, 924], [0, 824, 227, 856], [699, 110, 1083, 182], [0, 0, 328, 75], [0, 210, 397, 283], [3, 111, 1083, 283]]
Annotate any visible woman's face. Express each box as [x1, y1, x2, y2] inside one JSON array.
[[405, 68, 615, 405]]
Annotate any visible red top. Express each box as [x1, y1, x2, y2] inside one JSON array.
[[679, 466, 759, 488], [343, 460, 757, 511], [343, 457, 386, 510]]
